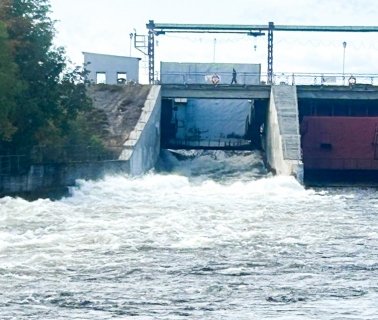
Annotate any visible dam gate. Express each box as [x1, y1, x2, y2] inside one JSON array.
[[159, 62, 269, 151]]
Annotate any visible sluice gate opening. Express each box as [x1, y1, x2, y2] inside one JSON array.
[[161, 97, 268, 151], [160, 62, 268, 152]]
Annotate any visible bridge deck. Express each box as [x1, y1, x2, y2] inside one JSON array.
[[161, 83, 378, 100], [161, 84, 271, 99]]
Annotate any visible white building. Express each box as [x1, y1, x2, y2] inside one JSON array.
[[83, 52, 141, 84]]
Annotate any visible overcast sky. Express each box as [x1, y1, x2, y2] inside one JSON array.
[[49, 0, 378, 83]]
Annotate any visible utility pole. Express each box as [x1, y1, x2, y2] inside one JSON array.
[[342, 41, 347, 85], [129, 33, 134, 56], [213, 38, 216, 63], [267, 22, 274, 84]]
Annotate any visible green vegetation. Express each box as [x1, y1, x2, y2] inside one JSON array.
[[0, 0, 107, 163]]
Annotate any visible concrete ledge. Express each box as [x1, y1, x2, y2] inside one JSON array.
[[297, 85, 378, 100], [119, 85, 162, 175], [0, 161, 130, 199], [162, 84, 271, 99]]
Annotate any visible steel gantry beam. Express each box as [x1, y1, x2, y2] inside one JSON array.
[[267, 22, 274, 84], [147, 21, 155, 84], [146, 20, 378, 84]]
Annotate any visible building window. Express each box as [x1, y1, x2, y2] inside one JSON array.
[[96, 72, 107, 84], [117, 72, 127, 84]]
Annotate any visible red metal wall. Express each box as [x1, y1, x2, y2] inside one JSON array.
[[301, 116, 378, 170]]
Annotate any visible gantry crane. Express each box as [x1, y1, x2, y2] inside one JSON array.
[[134, 20, 378, 84]]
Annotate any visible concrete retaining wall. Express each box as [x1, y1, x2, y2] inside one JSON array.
[[0, 161, 130, 198], [119, 85, 162, 175], [265, 85, 303, 182]]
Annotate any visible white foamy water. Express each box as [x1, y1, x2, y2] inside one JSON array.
[[0, 151, 377, 319]]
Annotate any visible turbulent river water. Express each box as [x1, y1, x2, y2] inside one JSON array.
[[0, 150, 377, 319]]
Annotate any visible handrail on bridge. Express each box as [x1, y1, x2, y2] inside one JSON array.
[[158, 71, 378, 86]]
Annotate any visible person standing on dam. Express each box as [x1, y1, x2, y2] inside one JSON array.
[[231, 68, 238, 84]]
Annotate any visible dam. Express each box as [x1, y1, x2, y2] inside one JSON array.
[[2, 68, 378, 196], [2, 20, 378, 196], [3, 63, 378, 198]]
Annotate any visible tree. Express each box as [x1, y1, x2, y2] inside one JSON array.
[[0, 20, 22, 142], [0, 0, 65, 151], [0, 0, 105, 161]]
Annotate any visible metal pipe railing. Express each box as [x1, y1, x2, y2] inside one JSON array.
[[158, 71, 378, 86]]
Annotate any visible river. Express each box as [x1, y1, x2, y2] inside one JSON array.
[[0, 151, 377, 319]]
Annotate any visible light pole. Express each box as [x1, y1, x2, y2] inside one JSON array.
[[129, 33, 134, 56], [213, 38, 216, 62], [342, 41, 347, 85]]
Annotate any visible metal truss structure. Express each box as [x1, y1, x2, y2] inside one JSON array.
[[137, 20, 378, 84]]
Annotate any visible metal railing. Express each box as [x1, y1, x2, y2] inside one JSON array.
[[167, 138, 252, 149], [158, 71, 378, 86], [160, 71, 261, 85], [0, 155, 29, 176], [0, 145, 127, 176], [30, 145, 125, 164], [271, 72, 378, 86]]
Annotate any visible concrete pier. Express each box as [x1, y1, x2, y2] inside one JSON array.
[[264, 85, 303, 181], [119, 85, 161, 175]]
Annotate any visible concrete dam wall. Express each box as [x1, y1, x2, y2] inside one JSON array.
[[119, 85, 161, 175], [6, 82, 351, 198]]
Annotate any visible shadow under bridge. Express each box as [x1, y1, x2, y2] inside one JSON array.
[[160, 84, 270, 151]]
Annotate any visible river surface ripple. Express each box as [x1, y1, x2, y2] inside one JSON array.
[[0, 151, 377, 319]]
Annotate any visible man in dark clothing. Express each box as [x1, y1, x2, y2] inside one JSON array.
[[231, 68, 237, 84]]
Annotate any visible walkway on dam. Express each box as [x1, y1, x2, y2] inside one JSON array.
[[162, 83, 378, 100], [161, 84, 271, 99]]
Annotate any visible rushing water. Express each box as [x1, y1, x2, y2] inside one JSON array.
[[0, 151, 377, 319]]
